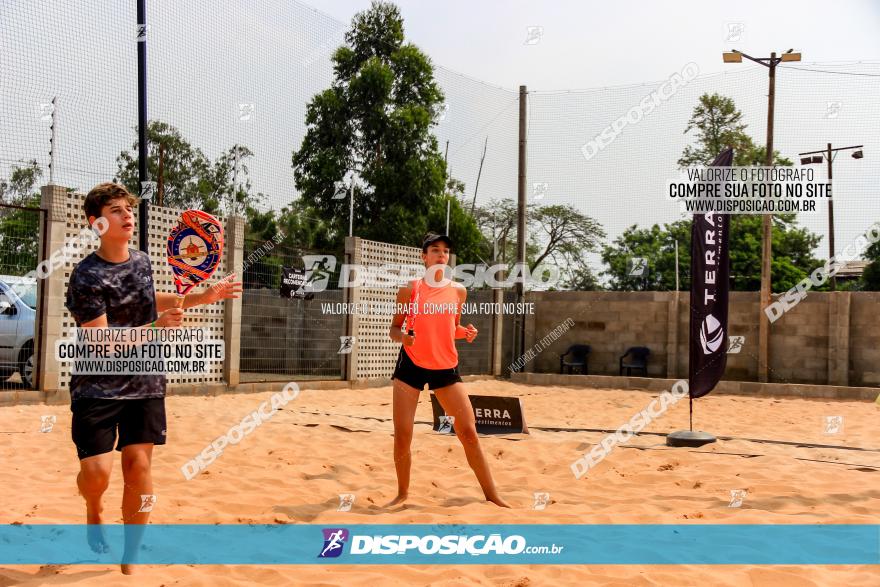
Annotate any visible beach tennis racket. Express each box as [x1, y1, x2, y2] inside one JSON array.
[[167, 210, 224, 307], [406, 278, 421, 339]]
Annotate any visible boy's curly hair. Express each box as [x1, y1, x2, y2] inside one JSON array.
[[84, 182, 138, 221]]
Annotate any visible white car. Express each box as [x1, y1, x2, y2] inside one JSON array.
[[0, 275, 36, 389]]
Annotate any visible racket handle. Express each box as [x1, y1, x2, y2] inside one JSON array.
[[175, 295, 185, 309]]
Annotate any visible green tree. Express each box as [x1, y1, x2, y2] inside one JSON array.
[[273, 199, 337, 252], [730, 215, 822, 291], [204, 145, 262, 216], [678, 93, 790, 167], [472, 199, 605, 290], [657, 92, 816, 292], [291, 1, 449, 247], [426, 195, 483, 265], [602, 220, 691, 291], [863, 239, 880, 291], [236, 198, 341, 288], [0, 161, 42, 274], [0, 160, 41, 205], [531, 204, 605, 290], [116, 121, 261, 214], [116, 121, 211, 209], [472, 198, 523, 267], [602, 214, 822, 292]]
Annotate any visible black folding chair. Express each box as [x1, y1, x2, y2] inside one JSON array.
[[559, 344, 590, 375], [619, 346, 650, 376]]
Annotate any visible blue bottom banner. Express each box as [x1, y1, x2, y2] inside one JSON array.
[[0, 524, 877, 565]]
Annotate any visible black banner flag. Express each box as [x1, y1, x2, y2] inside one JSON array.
[[689, 148, 733, 398]]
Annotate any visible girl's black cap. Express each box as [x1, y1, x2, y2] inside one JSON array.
[[422, 233, 453, 251]]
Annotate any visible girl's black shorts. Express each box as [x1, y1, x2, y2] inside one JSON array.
[[391, 347, 462, 391]]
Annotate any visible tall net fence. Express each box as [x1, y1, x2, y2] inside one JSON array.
[[1, 1, 137, 194], [2, 1, 878, 290], [528, 63, 880, 286]]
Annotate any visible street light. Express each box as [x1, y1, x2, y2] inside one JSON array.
[[798, 143, 864, 290], [722, 48, 801, 383], [722, 51, 742, 63]]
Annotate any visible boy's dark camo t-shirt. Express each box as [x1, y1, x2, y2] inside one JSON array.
[[65, 249, 165, 400]]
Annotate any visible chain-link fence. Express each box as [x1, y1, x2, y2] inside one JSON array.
[[240, 238, 346, 381], [0, 203, 45, 390]]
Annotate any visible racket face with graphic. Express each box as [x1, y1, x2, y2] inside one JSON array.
[[166, 210, 224, 296]]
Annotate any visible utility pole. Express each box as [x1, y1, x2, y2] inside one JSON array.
[[137, 0, 149, 252], [723, 48, 800, 382], [798, 143, 864, 290], [826, 143, 833, 288], [157, 142, 165, 207], [470, 137, 488, 215], [514, 85, 527, 371], [348, 178, 354, 238], [760, 51, 776, 384]]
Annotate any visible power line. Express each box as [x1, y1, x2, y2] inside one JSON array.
[[780, 65, 880, 77]]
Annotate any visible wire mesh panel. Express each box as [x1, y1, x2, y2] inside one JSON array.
[[239, 239, 345, 381], [0, 204, 44, 391], [53, 197, 228, 391], [1, 1, 137, 193], [349, 239, 423, 380]]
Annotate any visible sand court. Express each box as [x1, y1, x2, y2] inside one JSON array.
[[1, 380, 877, 585]]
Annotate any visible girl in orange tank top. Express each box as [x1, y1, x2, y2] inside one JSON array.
[[404, 277, 463, 369], [387, 233, 510, 508]]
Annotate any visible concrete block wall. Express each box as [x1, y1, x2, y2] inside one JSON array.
[[849, 292, 880, 386], [768, 293, 829, 384], [722, 293, 761, 381], [523, 290, 879, 388], [526, 291, 669, 377]]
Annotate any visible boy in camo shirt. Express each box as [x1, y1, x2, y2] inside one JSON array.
[[65, 183, 241, 573]]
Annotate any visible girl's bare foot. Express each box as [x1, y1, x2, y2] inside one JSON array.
[[121, 564, 135, 575], [385, 493, 408, 507], [486, 494, 511, 508]]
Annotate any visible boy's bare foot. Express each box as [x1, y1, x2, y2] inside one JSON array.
[[486, 495, 511, 508], [121, 563, 135, 575], [85, 509, 110, 554], [384, 493, 408, 507]]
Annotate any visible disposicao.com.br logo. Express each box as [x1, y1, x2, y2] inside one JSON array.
[[318, 528, 564, 558]]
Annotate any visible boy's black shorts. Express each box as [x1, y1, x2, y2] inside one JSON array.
[[391, 347, 462, 391], [71, 397, 166, 460]]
